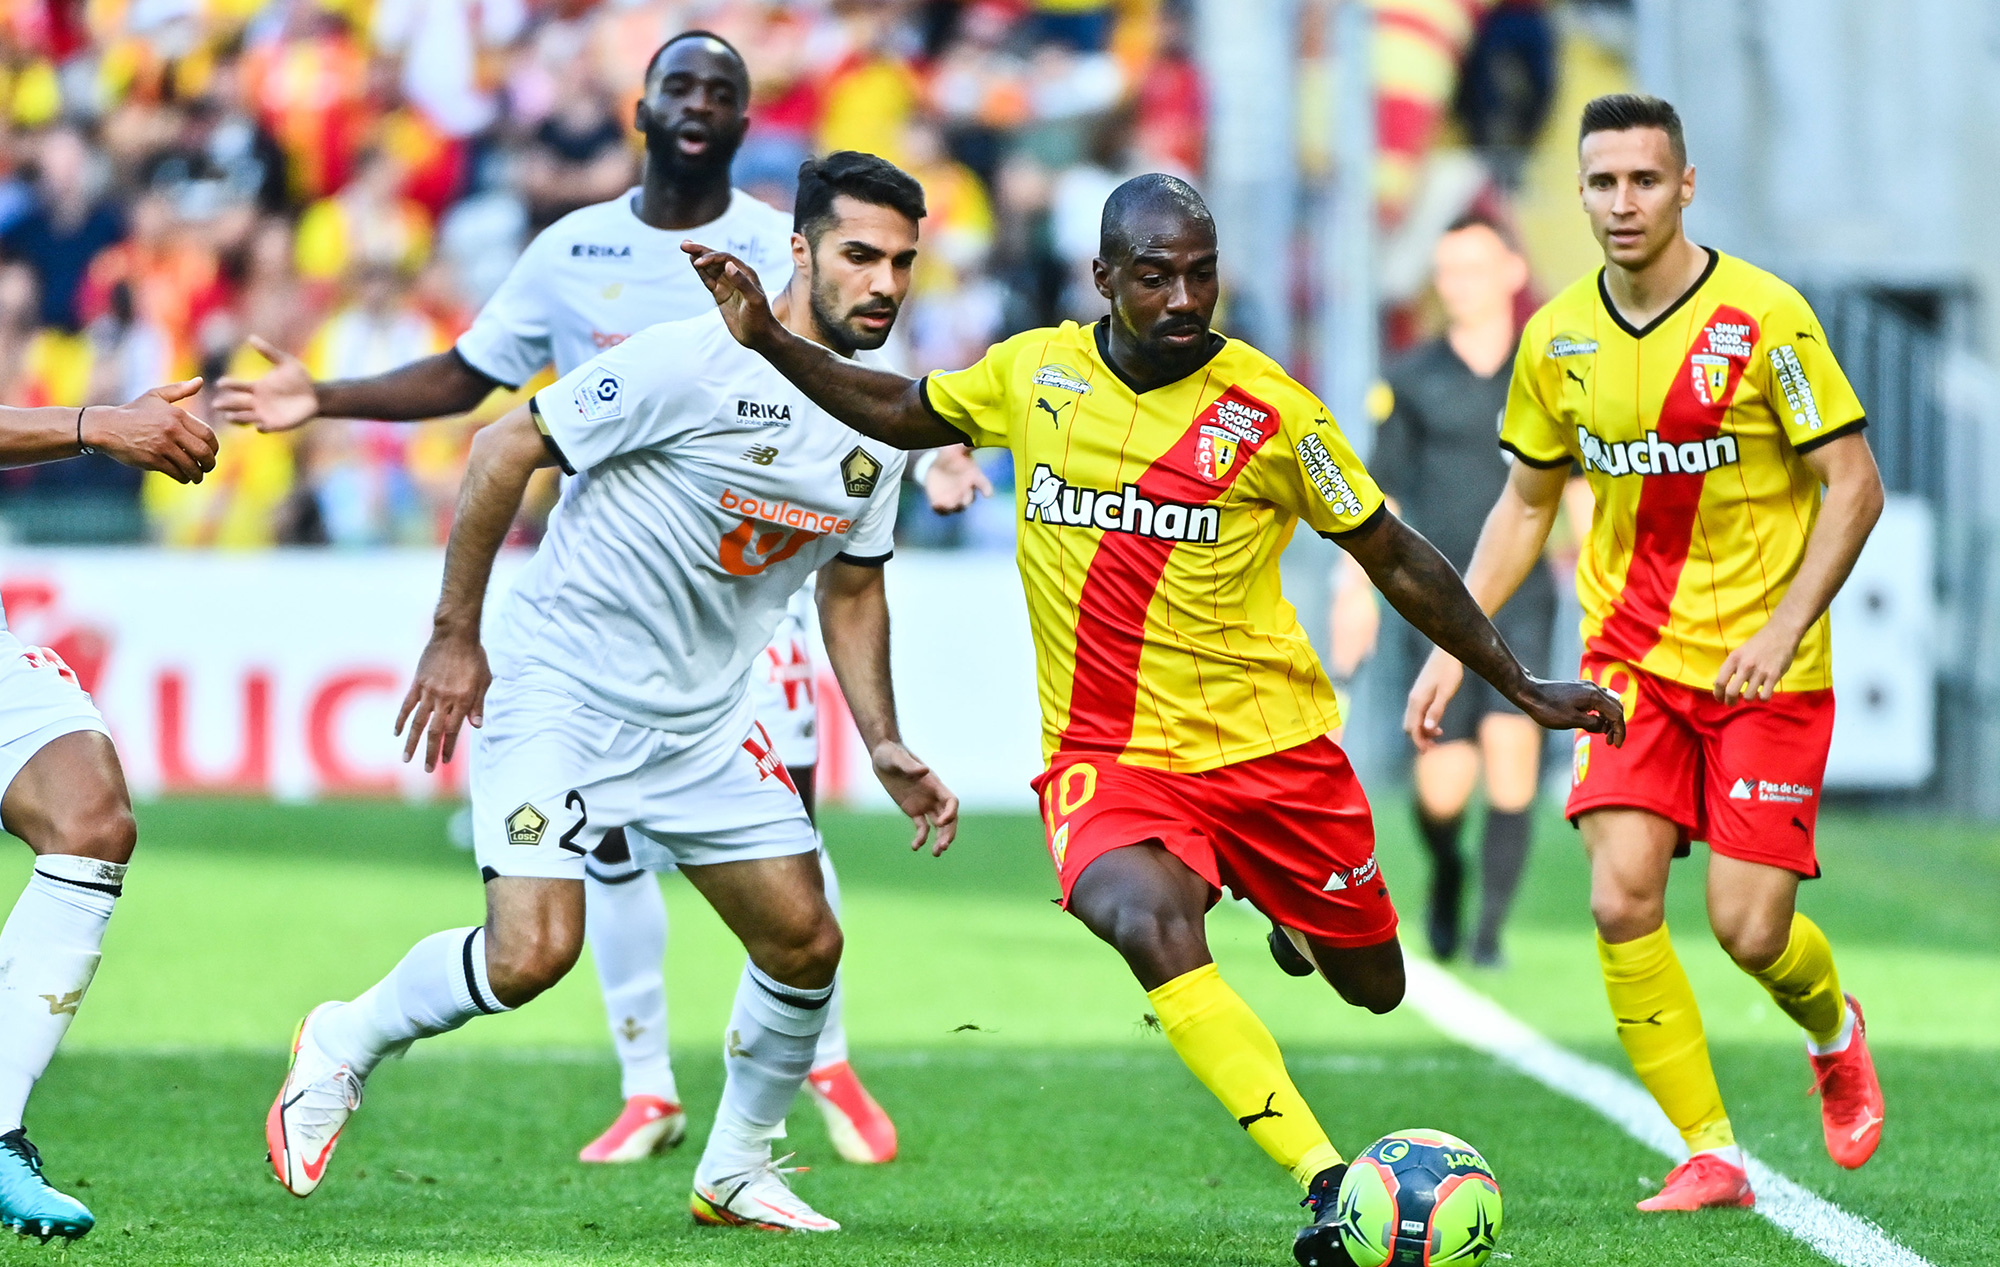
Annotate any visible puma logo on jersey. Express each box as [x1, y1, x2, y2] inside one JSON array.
[[1565, 367, 1587, 388], [1575, 425, 1740, 477], [570, 243, 632, 257], [1034, 396, 1070, 426], [1022, 464, 1219, 543], [737, 399, 794, 424]]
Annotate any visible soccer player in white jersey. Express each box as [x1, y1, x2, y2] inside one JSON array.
[[216, 32, 976, 1165], [264, 153, 955, 1232], [0, 380, 216, 1242]]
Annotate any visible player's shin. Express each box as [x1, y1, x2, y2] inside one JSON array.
[[1147, 963, 1342, 1187], [811, 848, 849, 1070], [584, 870, 677, 1102], [0, 856, 124, 1132], [700, 962, 833, 1178], [1743, 913, 1847, 1048], [312, 927, 511, 1077], [1598, 926, 1736, 1154]]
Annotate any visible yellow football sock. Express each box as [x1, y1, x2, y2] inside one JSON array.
[[1147, 963, 1343, 1187], [1745, 913, 1846, 1046], [1599, 925, 1736, 1154]]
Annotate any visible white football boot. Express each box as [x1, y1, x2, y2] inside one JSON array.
[[265, 1004, 364, 1197], [690, 1153, 839, 1231]]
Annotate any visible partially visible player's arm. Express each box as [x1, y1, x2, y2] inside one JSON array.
[[397, 407, 557, 772], [1714, 431, 1884, 703], [683, 243, 966, 450], [214, 338, 502, 433], [814, 558, 960, 855], [1402, 460, 1569, 747], [1341, 506, 1623, 746], [0, 379, 216, 481]]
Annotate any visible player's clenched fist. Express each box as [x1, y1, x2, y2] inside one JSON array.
[[213, 336, 318, 433], [870, 740, 959, 856], [88, 378, 218, 484], [396, 631, 492, 772]]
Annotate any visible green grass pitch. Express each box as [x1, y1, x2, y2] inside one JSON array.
[[2, 797, 1993, 1265]]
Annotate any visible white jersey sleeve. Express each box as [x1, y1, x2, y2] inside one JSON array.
[[839, 451, 904, 563], [529, 315, 725, 473], [456, 232, 557, 388]]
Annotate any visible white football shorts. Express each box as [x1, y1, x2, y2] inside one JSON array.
[[470, 677, 816, 881], [0, 631, 111, 799], [747, 611, 818, 770]]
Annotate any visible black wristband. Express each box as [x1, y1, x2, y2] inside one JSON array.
[[76, 405, 95, 456]]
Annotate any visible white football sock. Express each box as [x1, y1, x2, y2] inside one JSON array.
[[311, 927, 509, 1078], [1806, 1003, 1857, 1056], [812, 847, 850, 1070], [1696, 1144, 1745, 1169], [584, 867, 677, 1103], [0, 855, 124, 1134], [699, 962, 833, 1178]]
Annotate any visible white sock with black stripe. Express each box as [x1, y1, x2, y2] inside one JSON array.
[[0, 855, 125, 1134], [698, 962, 834, 1180], [311, 927, 509, 1079]]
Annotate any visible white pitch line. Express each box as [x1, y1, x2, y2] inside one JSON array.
[[1401, 957, 1931, 1267]]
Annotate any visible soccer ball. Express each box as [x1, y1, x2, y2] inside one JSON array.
[[1335, 1129, 1503, 1266]]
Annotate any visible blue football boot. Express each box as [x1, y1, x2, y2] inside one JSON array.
[[0, 1129, 94, 1242]]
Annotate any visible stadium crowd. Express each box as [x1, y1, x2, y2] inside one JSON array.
[[0, 0, 1205, 548]]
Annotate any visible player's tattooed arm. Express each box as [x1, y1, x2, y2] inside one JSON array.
[[1342, 509, 1625, 747], [215, 339, 500, 433], [1715, 430, 1883, 703], [1403, 460, 1569, 748], [398, 406, 557, 772], [682, 242, 967, 450], [816, 559, 960, 855]]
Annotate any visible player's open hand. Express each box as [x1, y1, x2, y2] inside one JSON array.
[[870, 740, 959, 856], [91, 378, 218, 484], [1403, 649, 1467, 751], [1514, 676, 1627, 747], [681, 241, 781, 350], [396, 631, 492, 772], [924, 445, 993, 514], [1714, 620, 1802, 704], [214, 336, 318, 432]]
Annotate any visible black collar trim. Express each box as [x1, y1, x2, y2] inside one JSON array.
[[1093, 317, 1225, 394], [1597, 247, 1720, 339]]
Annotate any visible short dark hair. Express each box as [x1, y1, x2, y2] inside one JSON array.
[[644, 30, 749, 95], [1442, 211, 1522, 256], [1099, 173, 1214, 263], [793, 151, 927, 244], [1578, 93, 1686, 168]]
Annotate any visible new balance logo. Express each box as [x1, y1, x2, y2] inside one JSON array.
[[1236, 1093, 1284, 1129], [1576, 425, 1740, 477], [1022, 464, 1219, 543], [743, 444, 779, 465]]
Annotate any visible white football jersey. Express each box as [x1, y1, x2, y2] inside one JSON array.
[[455, 187, 796, 384], [489, 310, 907, 735]]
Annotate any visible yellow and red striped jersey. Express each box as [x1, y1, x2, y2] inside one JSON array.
[[924, 320, 1384, 772], [1502, 250, 1866, 692]]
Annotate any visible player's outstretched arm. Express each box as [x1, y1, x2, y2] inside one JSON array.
[[815, 558, 960, 855], [1343, 507, 1625, 747], [1403, 460, 1569, 748], [682, 242, 966, 451], [214, 337, 500, 432], [397, 406, 556, 772], [0, 379, 217, 482], [1714, 431, 1883, 703]]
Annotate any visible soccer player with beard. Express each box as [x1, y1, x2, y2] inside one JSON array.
[[1407, 95, 1888, 1210], [264, 153, 955, 1231], [217, 32, 962, 1165], [0, 379, 216, 1241], [686, 172, 1623, 1265]]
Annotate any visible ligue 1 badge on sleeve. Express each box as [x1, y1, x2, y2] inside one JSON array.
[[574, 368, 624, 422]]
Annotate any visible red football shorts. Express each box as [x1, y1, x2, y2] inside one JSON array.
[[1568, 653, 1835, 877], [1030, 735, 1398, 948]]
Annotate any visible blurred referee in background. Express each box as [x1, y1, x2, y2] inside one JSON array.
[[1334, 214, 1561, 967]]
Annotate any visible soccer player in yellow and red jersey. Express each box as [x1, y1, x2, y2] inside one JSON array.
[[1408, 95, 1889, 1213], [686, 171, 1624, 1265]]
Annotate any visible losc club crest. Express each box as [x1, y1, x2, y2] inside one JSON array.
[[507, 803, 549, 847], [841, 446, 882, 498]]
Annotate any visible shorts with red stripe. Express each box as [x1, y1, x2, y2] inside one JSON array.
[[1568, 652, 1835, 877], [1030, 734, 1398, 948]]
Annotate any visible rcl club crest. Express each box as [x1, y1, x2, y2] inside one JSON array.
[[1687, 309, 1757, 408], [1193, 386, 1278, 482]]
